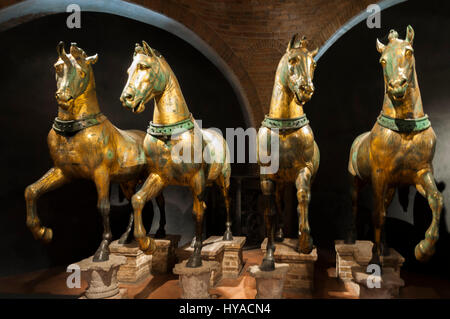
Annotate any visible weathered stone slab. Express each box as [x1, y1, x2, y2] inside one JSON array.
[[109, 240, 152, 284], [151, 235, 181, 274], [335, 240, 405, 281]]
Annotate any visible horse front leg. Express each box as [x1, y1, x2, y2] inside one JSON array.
[[274, 182, 285, 242], [118, 181, 136, 244], [216, 174, 233, 241], [25, 167, 68, 243], [186, 170, 206, 268], [296, 168, 313, 254], [154, 193, 166, 238], [414, 170, 443, 262], [93, 168, 113, 262], [345, 174, 363, 244], [131, 173, 165, 255], [260, 178, 276, 271]]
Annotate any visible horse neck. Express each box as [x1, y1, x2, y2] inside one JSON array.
[[153, 65, 190, 125], [268, 60, 304, 119], [382, 69, 424, 119], [57, 73, 101, 120]]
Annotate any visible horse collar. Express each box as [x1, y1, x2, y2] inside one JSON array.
[[147, 114, 195, 137], [52, 112, 105, 136], [377, 112, 431, 133], [261, 114, 309, 130]]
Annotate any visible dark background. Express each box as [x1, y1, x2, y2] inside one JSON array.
[[0, 0, 450, 281]]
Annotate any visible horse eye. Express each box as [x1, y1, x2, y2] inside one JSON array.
[[380, 59, 386, 66], [79, 71, 86, 78], [138, 63, 150, 70], [405, 49, 413, 57]]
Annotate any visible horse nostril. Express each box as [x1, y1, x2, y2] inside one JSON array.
[[400, 78, 407, 87], [124, 93, 133, 101]]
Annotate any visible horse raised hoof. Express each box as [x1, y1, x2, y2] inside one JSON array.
[[222, 229, 233, 241], [186, 254, 203, 268], [154, 228, 166, 239], [275, 228, 284, 242], [298, 231, 313, 254], [415, 240, 435, 262], [138, 236, 157, 255], [260, 258, 275, 271]]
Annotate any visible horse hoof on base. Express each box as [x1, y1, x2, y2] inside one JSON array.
[[139, 236, 157, 255], [223, 230, 233, 241], [154, 229, 166, 239], [186, 255, 202, 268], [260, 258, 275, 271], [344, 231, 356, 245], [275, 229, 284, 242], [298, 233, 313, 254], [415, 240, 435, 262], [93, 250, 109, 262]]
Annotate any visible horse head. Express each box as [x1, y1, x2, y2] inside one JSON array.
[[54, 42, 98, 109], [377, 25, 416, 102], [120, 41, 167, 113], [281, 34, 318, 105]]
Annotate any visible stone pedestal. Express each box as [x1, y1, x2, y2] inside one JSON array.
[[248, 263, 289, 299], [151, 235, 181, 274], [261, 238, 317, 294], [77, 255, 127, 299], [176, 236, 225, 286], [335, 240, 405, 280], [109, 240, 152, 284], [173, 260, 220, 299], [220, 236, 246, 278], [345, 267, 405, 299], [335, 240, 405, 298]]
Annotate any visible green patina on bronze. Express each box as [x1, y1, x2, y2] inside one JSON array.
[[52, 112, 105, 135], [147, 115, 194, 136], [377, 112, 431, 132], [261, 114, 309, 130]]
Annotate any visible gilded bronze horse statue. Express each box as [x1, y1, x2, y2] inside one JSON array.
[[24, 42, 166, 262], [347, 26, 443, 265], [120, 41, 232, 268], [257, 35, 319, 271]]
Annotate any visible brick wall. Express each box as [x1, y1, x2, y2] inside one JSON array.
[[0, 0, 374, 125]]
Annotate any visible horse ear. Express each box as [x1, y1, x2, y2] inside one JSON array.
[[86, 54, 98, 65], [142, 41, 155, 57], [376, 38, 385, 53], [310, 47, 319, 58], [56, 41, 66, 57], [406, 25, 414, 45], [287, 34, 299, 52]]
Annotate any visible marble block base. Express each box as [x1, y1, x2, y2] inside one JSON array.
[[248, 263, 289, 299], [77, 254, 127, 299], [218, 236, 246, 278], [335, 240, 405, 281], [261, 238, 317, 294], [173, 260, 220, 299], [151, 235, 181, 274], [345, 267, 405, 298], [109, 240, 152, 284]]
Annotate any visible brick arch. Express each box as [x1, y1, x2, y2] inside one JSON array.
[[0, 0, 259, 127]]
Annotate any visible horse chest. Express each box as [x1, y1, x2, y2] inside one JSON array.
[[48, 130, 106, 176], [370, 126, 435, 176], [143, 133, 201, 181]]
